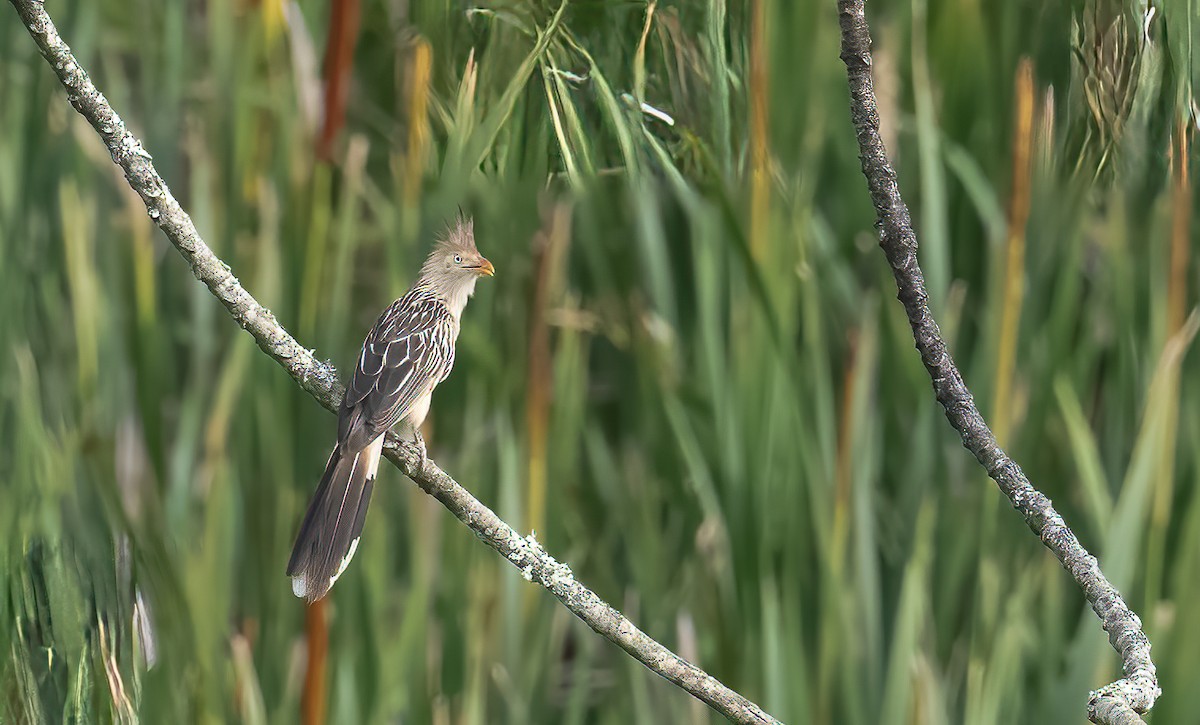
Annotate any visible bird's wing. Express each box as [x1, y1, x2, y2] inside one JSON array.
[[338, 291, 457, 451]]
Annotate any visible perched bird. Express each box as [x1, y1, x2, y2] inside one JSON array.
[[287, 216, 494, 602]]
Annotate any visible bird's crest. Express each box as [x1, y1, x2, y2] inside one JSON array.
[[431, 213, 476, 255]]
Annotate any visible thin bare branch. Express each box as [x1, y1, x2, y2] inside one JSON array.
[[7, 1, 779, 722], [835, 1, 1160, 723]]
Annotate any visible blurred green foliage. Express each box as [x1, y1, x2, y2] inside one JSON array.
[[1, 0, 1198, 723]]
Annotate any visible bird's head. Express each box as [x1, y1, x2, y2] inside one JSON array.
[[420, 215, 494, 314]]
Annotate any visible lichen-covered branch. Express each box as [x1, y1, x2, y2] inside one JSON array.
[[835, 2, 1159, 723], [8, 1, 779, 722]]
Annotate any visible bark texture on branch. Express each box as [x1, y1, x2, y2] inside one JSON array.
[[835, 2, 1160, 723], [8, 1, 779, 722]]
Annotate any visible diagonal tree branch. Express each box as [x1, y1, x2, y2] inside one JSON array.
[[7, 2, 779, 722], [836, 2, 1160, 724]]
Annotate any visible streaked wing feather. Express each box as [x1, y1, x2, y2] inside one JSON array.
[[339, 291, 456, 450]]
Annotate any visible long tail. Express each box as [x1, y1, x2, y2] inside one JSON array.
[[286, 435, 383, 602]]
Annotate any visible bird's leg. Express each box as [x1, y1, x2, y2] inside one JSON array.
[[411, 428, 428, 470]]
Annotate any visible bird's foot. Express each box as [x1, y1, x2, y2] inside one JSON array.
[[411, 430, 429, 470]]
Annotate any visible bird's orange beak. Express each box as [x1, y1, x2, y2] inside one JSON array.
[[473, 258, 495, 277]]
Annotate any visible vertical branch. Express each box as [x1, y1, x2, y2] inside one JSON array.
[[993, 58, 1035, 447], [748, 0, 771, 261], [400, 38, 433, 210], [318, 0, 362, 161], [301, 600, 329, 725], [525, 202, 571, 543], [835, 2, 1160, 723], [1167, 117, 1191, 337], [1145, 117, 1194, 607]]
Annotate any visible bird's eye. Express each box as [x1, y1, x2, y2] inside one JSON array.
[[453, 254, 463, 265]]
